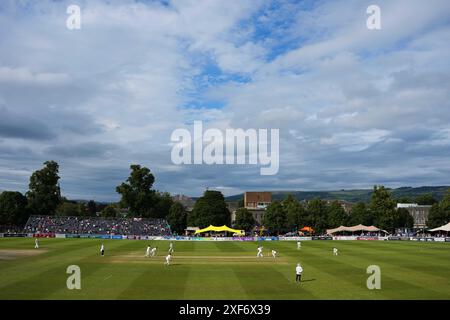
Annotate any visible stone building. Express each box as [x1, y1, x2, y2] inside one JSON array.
[[397, 203, 432, 228]]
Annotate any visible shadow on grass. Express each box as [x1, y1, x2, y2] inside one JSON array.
[[300, 278, 316, 283]]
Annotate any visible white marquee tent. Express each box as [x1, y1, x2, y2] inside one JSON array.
[[428, 222, 450, 232], [326, 224, 383, 235]]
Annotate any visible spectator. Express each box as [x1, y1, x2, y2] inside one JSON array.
[[23, 215, 172, 236]]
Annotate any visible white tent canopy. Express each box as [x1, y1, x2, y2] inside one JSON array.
[[326, 224, 382, 235], [428, 222, 450, 232]]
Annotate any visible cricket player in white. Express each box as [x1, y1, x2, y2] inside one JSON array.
[[257, 246, 264, 258], [145, 246, 151, 257], [165, 253, 172, 266], [150, 247, 157, 257], [34, 238, 39, 249], [333, 247, 338, 256], [271, 249, 277, 258], [297, 241, 301, 250], [296, 263, 303, 283], [168, 242, 174, 254], [100, 243, 105, 256]]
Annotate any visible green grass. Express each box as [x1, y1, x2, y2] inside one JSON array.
[[0, 238, 449, 299]]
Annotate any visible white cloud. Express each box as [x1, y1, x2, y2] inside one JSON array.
[[0, 0, 449, 200], [0, 67, 70, 86], [320, 129, 391, 152]]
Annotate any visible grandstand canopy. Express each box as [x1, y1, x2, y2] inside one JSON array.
[[428, 222, 450, 232], [326, 224, 381, 234], [194, 225, 244, 235]]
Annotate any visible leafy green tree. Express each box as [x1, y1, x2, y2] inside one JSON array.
[[396, 197, 412, 203], [150, 192, 174, 218], [27, 161, 61, 215], [233, 208, 255, 231], [306, 199, 329, 234], [415, 193, 437, 205], [262, 201, 288, 235], [100, 204, 119, 218], [116, 164, 156, 217], [86, 200, 97, 216], [426, 190, 450, 228], [394, 208, 414, 229], [167, 202, 187, 235], [0, 191, 29, 225], [348, 202, 376, 226], [440, 189, 450, 213], [283, 195, 306, 231], [188, 190, 230, 228], [56, 201, 82, 216], [427, 204, 444, 228], [369, 185, 397, 232], [327, 200, 348, 228]]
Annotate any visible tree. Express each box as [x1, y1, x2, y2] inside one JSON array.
[[27, 161, 61, 215], [440, 189, 450, 213], [150, 192, 174, 218], [86, 200, 97, 216], [427, 204, 445, 228], [100, 204, 119, 218], [426, 190, 450, 228], [283, 195, 306, 231], [0, 191, 29, 225], [394, 208, 414, 229], [262, 201, 287, 235], [369, 185, 397, 232], [427, 189, 450, 228], [415, 194, 437, 205], [167, 202, 187, 235], [348, 202, 376, 226], [188, 190, 230, 228], [306, 199, 329, 234], [327, 201, 348, 228], [56, 201, 82, 216], [396, 197, 412, 203], [233, 208, 255, 232], [116, 164, 156, 217]]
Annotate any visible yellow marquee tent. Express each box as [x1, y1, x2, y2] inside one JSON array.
[[194, 225, 245, 235]]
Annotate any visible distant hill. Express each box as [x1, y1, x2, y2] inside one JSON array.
[[225, 186, 450, 203]]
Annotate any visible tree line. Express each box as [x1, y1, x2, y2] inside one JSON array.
[[234, 186, 450, 234], [1, 161, 449, 235]]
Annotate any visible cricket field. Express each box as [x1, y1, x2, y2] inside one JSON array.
[[0, 238, 449, 299]]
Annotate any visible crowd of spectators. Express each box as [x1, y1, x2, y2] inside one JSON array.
[[23, 215, 172, 236]]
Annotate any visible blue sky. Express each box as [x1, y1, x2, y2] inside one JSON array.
[[0, 0, 449, 201]]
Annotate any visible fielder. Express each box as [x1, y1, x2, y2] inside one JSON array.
[[333, 247, 338, 256], [34, 238, 39, 249], [257, 246, 264, 258], [297, 241, 301, 250], [168, 242, 174, 254], [145, 245, 151, 257], [150, 247, 157, 257], [165, 253, 172, 266], [296, 263, 303, 284], [100, 243, 105, 256], [271, 249, 277, 258]]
